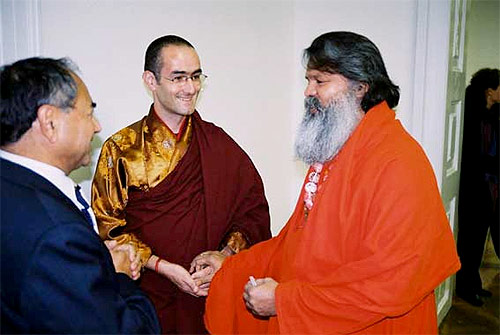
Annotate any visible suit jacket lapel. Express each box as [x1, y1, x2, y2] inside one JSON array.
[[0, 158, 89, 224]]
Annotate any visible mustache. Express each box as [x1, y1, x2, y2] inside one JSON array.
[[295, 91, 363, 165], [304, 97, 326, 115]]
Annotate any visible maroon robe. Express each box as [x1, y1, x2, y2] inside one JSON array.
[[122, 112, 271, 333]]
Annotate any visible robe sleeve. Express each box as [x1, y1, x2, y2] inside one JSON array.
[[223, 156, 272, 248], [91, 140, 151, 265], [221, 231, 248, 254], [205, 229, 288, 334], [195, 114, 272, 252], [274, 156, 460, 334]]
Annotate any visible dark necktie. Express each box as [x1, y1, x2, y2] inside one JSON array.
[[75, 185, 93, 226]]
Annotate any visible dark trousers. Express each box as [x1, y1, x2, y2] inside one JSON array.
[[456, 189, 499, 294]]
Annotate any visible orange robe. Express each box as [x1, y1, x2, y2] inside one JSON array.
[[205, 101, 461, 334]]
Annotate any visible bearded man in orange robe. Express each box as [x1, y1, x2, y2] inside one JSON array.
[[199, 31, 460, 334]]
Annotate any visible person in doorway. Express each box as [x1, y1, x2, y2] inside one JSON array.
[[91, 35, 271, 334], [0, 57, 160, 334], [456, 68, 499, 307], [201, 31, 460, 334]]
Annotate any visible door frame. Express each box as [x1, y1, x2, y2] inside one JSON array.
[[411, 0, 465, 324]]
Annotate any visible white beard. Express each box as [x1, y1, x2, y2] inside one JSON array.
[[294, 91, 364, 165]]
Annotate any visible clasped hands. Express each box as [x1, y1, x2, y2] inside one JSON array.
[[152, 250, 227, 297], [105, 240, 142, 280], [106, 240, 278, 315], [105, 239, 227, 296]]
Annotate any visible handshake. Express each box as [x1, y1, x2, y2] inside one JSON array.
[[105, 241, 227, 297]]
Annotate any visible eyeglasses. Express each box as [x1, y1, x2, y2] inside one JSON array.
[[162, 73, 208, 86]]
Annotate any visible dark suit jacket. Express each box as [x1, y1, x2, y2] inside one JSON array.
[[0, 158, 160, 334]]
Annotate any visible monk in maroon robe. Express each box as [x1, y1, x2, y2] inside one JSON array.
[[92, 35, 271, 334]]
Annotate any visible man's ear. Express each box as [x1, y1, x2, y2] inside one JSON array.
[[486, 87, 497, 100], [143, 71, 158, 91], [36, 105, 59, 144], [355, 82, 369, 99]]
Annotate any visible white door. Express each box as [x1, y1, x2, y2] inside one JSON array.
[[435, 0, 469, 324]]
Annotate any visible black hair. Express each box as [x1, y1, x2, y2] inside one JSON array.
[[0, 57, 78, 146], [467, 68, 500, 107], [304, 31, 400, 112], [144, 35, 195, 81]]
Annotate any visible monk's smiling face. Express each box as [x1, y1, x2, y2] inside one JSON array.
[[143, 45, 202, 127]]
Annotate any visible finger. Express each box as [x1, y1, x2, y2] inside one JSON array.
[[186, 284, 200, 296], [194, 274, 213, 286], [191, 270, 201, 280], [194, 275, 210, 286], [180, 284, 198, 297], [190, 286, 208, 297], [199, 282, 210, 290], [119, 244, 132, 261], [178, 282, 195, 295], [189, 259, 203, 272], [244, 282, 253, 293], [191, 260, 209, 272], [192, 256, 210, 266], [244, 299, 253, 312], [191, 252, 209, 263], [104, 239, 117, 250], [191, 266, 211, 280], [181, 277, 199, 294], [188, 291, 203, 297], [131, 256, 141, 270], [197, 289, 208, 297], [130, 263, 140, 274], [128, 248, 137, 262], [255, 278, 266, 286], [189, 256, 203, 270]]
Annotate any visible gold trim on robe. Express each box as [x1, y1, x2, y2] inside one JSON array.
[[92, 108, 192, 265], [92, 107, 248, 266]]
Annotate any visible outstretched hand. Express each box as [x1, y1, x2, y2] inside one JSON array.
[[161, 261, 202, 296]]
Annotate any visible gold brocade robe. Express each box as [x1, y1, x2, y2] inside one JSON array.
[[92, 108, 246, 265]]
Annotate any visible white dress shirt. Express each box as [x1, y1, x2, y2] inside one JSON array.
[[0, 150, 99, 233]]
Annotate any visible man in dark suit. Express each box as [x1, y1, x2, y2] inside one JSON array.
[[0, 57, 161, 334]]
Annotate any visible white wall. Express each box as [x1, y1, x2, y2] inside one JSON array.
[[3, 0, 427, 235], [37, 0, 296, 235], [290, 0, 418, 203]]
